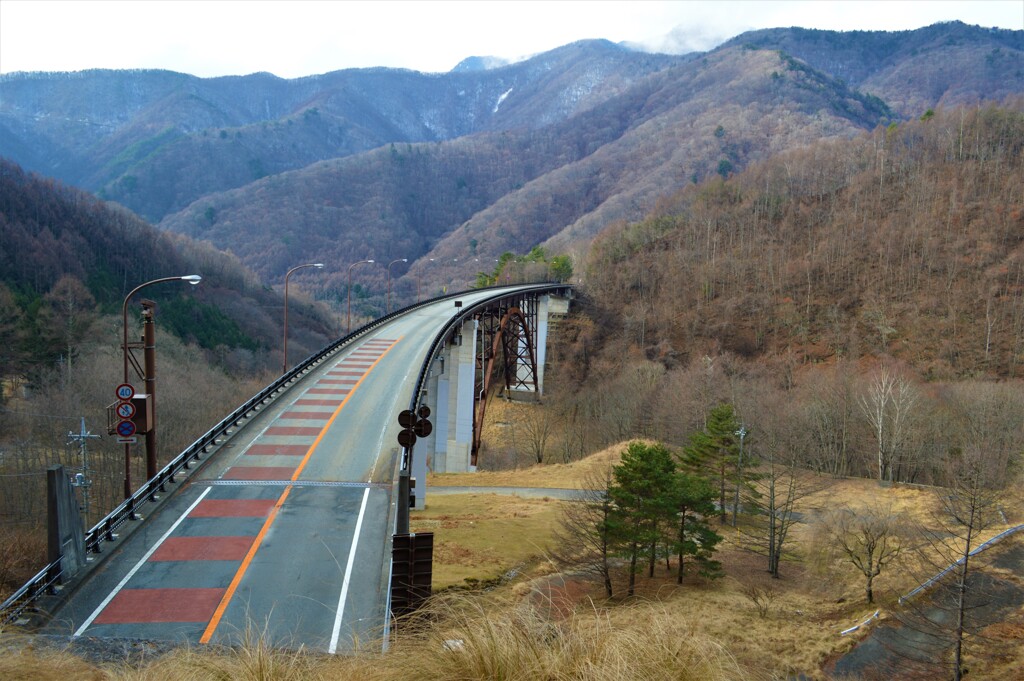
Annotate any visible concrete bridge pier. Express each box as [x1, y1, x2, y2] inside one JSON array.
[[411, 292, 569, 509]]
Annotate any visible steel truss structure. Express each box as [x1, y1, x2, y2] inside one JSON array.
[[471, 293, 540, 466]]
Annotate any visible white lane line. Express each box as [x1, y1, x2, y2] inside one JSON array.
[[328, 486, 370, 654], [73, 486, 213, 637], [372, 364, 413, 478]]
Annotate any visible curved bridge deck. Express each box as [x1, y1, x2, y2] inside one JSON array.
[[43, 290, 522, 652]]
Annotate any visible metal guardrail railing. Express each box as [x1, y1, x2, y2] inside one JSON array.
[[1, 284, 527, 626], [897, 523, 1024, 605]]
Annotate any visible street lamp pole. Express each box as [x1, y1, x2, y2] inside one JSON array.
[[732, 425, 747, 527], [121, 275, 201, 499], [282, 263, 324, 374], [386, 258, 407, 314], [346, 259, 374, 334]]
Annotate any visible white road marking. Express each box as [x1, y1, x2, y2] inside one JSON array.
[[328, 486, 370, 654], [74, 486, 213, 637]]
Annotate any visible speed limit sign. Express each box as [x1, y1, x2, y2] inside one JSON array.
[[116, 383, 135, 401]]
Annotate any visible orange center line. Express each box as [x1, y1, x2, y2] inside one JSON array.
[[290, 337, 402, 481], [198, 336, 402, 644], [199, 486, 290, 644]]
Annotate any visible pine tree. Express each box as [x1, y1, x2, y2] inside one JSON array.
[[683, 403, 740, 521], [671, 472, 722, 584], [608, 441, 677, 597]]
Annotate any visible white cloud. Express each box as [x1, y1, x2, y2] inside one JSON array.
[[1, 0, 1021, 78]]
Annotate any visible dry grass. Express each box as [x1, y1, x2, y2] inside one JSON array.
[[410, 493, 565, 590], [3, 442, 1022, 680], [429, 439, 630, 489]]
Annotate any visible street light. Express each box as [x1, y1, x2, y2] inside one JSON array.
[[282, 263, 324, 374], [121, 275, 201, 499], [386, 258, 407, 314], [732, 425, 748, 527], [347, 259, 374, 334]]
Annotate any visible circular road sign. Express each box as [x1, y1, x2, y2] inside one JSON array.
[[397, 428, 416, 448], [413, 419, 432, 438], [116, 420, 137, 437], [116, 402, 137, 419], [398, 410, 416, 428], [417, 405, 431, 420], [116, 383, 135, 401]]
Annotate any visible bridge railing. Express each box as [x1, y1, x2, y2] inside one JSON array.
[[402, 282, 574, 467]]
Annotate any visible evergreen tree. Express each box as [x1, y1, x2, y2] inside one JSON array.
[[683, 403, 740, 521], [671, 472, 722, 584], [608, 441, 677, 596]]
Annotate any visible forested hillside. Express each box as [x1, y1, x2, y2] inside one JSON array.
[[0, 159, 336, 385], [534, 104, 1023, 487]]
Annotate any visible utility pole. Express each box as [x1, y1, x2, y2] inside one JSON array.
[[67, 417, 99, 527]]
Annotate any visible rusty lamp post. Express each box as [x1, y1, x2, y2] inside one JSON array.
[[386, 258, 407, 314], [120, 275, 201, 499], [282, 263, 324, 374], [346, 259, 374, 334]]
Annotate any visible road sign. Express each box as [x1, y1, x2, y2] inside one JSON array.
[[413, 419, 432, 438], [116, 420, 137, 437], [417, 405, 431, 420], [397, 429, 416, 448], [116, 383, 135, 401], [115, 402, 137, 419], [116, 436, 137, 444], [398, 410, 416, 428]]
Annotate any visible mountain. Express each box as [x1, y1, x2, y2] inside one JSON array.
[[158, 43, 892, 293], [2, 23, 1022, 295], [0, 40, 685, 222], [719, 21, 1024, 117]]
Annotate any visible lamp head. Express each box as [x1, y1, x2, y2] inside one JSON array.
[[313, 263, 324, 268], [182, 275, 202, 286]]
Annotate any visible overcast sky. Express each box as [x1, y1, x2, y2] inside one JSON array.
[[1, 1, 1021, 78]]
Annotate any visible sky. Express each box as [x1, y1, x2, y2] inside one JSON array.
[[1, 1, 1021, 79]]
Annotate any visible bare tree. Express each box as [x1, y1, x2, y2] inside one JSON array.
[[823, 503, 903, 604], [858, 365, 920, 483], [518, 402, 553, 464], [550, 467, 617, 598]]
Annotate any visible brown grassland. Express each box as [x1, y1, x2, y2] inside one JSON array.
[[3, 439, 1021, 680]]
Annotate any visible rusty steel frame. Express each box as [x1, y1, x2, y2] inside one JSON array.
[[471, 294, 540, 466]]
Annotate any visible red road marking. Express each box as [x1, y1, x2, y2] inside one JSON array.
[[280, 411, 332, 420], [245, 444, 308, 456], [294, 399, 343, 406], [150, 536, 253, 561], [223, 466, 297, 480], [266, 426, 323, 436], [305, 388, 346, 395], [95, 588, 225, 624], [191, 499, 277, 518]]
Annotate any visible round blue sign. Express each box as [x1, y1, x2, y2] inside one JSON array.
[[116, 420, 137, 437]]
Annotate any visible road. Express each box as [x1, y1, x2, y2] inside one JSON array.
[[43, 290, 506, 653]]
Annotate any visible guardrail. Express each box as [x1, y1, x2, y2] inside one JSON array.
[[897, 523, 1024, 605], [1, 283, 534, 626]]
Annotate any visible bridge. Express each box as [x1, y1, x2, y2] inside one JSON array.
[[2, 283, 572, 653]]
